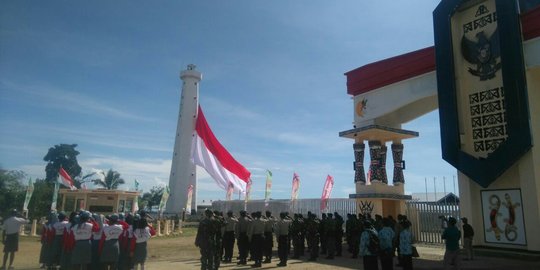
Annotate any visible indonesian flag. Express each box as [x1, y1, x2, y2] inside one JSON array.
[[191, 106, 251, 192], [320, 175, 334, 211], [291, 172, 300, 201], [58, 167, 77, 190]]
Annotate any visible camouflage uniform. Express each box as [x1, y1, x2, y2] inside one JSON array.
[[212, 212, 225, 269], [306, 214, 320, 261], [195, 211, 217, 270], [334, 213, 344, 256]]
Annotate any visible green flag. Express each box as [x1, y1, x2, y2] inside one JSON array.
[[264, 170, 272, 206], [23, 178, 34, 211], [134, 179, 140, 191], [51, 182, 59, 211]]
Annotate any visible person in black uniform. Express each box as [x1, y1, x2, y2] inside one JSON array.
[[195, 209, 217, 270], [334, 212, 344, 257], [306, 213, 320, 261], [213, 211, 225, 270]]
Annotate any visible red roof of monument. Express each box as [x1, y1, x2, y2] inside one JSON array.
[[345, 6, 540, 96]]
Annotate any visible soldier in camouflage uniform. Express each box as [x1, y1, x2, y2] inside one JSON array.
[[325, 213, 336, 259], [319, 213, 327, 255], [334, 212, 344, 257], [306, 213, 320, 261], [349, 214, 361, 258], [290, 214, 301, 259], [212, 211, 225, 269], [195, 209, 217, 270]]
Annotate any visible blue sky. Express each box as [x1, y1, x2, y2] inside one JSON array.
[[0, 1, 457, 203]]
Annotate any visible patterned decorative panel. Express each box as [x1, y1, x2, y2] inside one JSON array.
[[469, 87, 508, 156], [392, 143, 404, 184], [353, 143, 366, 184]]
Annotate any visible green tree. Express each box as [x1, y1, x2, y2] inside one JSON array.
[[0, 169, 26, 218], [26, 179, 55, 220], [92, 169, 125, 190], [141, 186, 164, 211], [43, 144, 82, 183]]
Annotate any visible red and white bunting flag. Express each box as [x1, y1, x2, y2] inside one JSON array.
[[186, 184, 194, 214], [244, 179, 252, 204], [291, 172, 300, 201], [58, 167, 77, 190], [191, 106, 251, 192], [320, 175, 334, 211], [226, 182, 234, 201]]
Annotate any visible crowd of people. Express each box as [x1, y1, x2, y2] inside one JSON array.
[[195, 209, 416, 270], [2, 208, 156, 270]]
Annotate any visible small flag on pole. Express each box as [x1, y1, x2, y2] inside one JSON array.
[[291, 173, 300, 201], [58, 167, 77, 190], [134, 179, 140, 191], [158, 185, 170, 213], [226, 182, 234, 201], [23, 178, 34, 211], [51, 182, 59, 211], [264, 170, 272, 206], [320, 175, 334, 212], [186, 184, 194, 214]]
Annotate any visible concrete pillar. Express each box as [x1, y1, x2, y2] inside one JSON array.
[[166, 64, 201, 214], [156, 220, 162, 237]]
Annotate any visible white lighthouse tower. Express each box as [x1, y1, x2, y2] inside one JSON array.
[[166, 64, 201, 214]]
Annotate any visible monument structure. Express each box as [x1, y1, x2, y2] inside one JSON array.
[[341, 0, 539, 252], [166, 64, 201, 214]]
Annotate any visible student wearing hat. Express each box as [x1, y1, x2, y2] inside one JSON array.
[[130, 215, 156, 270], [70, 211, 100, 270], [99, 214, 125, 270], [2, 209, 29, 270]]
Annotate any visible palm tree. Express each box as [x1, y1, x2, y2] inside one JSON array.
[[92, 169, 125, 190]]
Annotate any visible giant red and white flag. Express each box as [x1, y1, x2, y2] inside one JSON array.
[[320, 175, 334, 211], [191, 106, 251, 193], [58, 167, 77, 190]]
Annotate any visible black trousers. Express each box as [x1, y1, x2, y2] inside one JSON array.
[[380, 251, 394, 270], [263, 232, 273, 259], [223, 231, 235, 260], [278, 235, 289, 264], [250, 234, 264, 263], [363, 255, 379, 270], [200, 247, 215, 270], [402, 255, 413, 270], [238, 233, 249, 262]]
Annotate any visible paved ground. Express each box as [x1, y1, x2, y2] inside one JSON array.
[[7, 234, 540, 270]]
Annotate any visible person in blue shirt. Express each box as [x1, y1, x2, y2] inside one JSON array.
[[359, 220, 379, 270], [399, 220, 413, 270], [378, 218, 395, 270]]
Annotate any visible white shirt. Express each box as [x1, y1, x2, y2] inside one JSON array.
[[133, 227, 152, 243], [72, 222, 94, 241], [53, 221, 69, 236], [102, 224, 124, 240], [3, 216, 28, 235]]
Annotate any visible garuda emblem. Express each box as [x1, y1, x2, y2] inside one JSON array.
[[461, 28, 501, 81]]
